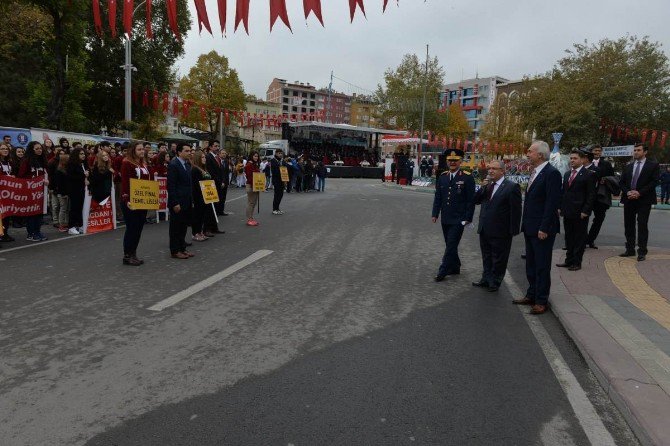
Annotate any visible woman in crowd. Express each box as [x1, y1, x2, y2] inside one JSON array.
[[18, 141, 48, 241], [46, 148, 63, 227], [44, 138, 55, 161], [190, 149, 213, 242], [244, 151, 261, 227], [88, 150, 114, 204], [0, 143, 14, 242], [110, 147, 124, 221], [65, 148, 88, 235], [152, 151, 170, 178], [86, 144, 98, 169], [10, 146, 25, 175], [51, 154, 70, 232], [120, 142, 150, 266], [235, 158, 246, 188]]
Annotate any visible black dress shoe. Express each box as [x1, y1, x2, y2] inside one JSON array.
[[587, 243, 598, 249], [521, 254, 526, 259], [555, 263, 571, 268], [185, 242, 193, 247], [472, 280, 488, 287], [568, 265, 581, 271], [487, 286, 499, 292], [445, 270, 460, 276], [637, 255, 646, 261], [562, 246, 567, 250], [434, 275, 446, 282], [619, 251, 635, 257], [222, 212, 229, 216]]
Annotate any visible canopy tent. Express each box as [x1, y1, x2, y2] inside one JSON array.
[[381, 136, 429, 145], [162, 133, 200, 143]]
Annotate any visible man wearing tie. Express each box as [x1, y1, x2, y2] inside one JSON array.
[[619, 143, 660, 261], [513, 141, 562, 315], [586, 145, 615, 248], [556, 149, 596, 271], [432, 149, 475, 281], [167, 144, 194, 259], [472, 160, 522, 292]]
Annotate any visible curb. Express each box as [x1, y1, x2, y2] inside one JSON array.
[[550, 250, 670, 446], [381, 183, 435, 194]]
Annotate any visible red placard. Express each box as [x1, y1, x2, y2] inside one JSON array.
[[0, 175, 45, 217], [86, 197, 114, 234], [156, 176, 168, 211]]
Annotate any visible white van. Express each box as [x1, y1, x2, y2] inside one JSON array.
[[259, 140, 290, 158]]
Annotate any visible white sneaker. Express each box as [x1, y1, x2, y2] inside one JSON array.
[[277, 210, 285, 215], [68, 227, 79, 235], [272, 210, 279, 215], [78, 227, 85, 234]]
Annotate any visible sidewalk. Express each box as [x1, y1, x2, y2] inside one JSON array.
[[551, 246, 670, 446]]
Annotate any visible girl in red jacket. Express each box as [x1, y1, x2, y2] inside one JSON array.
[[244, 151, 261, 226], [18, 141, 49, 241], [120, 142, 151, 266]]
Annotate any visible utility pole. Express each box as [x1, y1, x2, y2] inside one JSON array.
[[121, 0, 146, 138], [326, 70, 333, 124], [418, 44, 429, 164]]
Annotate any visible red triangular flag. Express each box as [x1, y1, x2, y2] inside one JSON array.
[[194, 0, 213, 35], [166, 0, 181, 40], [108, 0, 117, 38], [145, 0, 152, 38], [270, 0, 292, 32], [303, 0, 324, 26], [152, 90, 159, 110], [235, 0, 250, 34], [172, 97, 179, 116], [92, 0, 103, 36], [123, 0, 134, 36], [650, 130, 658, 147], [659, 131, 668, 148], [217, 0, 226, 35], [382, 0, 389, 12], [142, 90, 149, 107], [162, 93, 169, 112], [348, 0, 366, 22]]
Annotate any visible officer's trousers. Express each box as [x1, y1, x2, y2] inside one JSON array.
[[438, 223, 465, 276]]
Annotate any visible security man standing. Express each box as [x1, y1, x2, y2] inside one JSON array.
[[432, 149, 475, 281]]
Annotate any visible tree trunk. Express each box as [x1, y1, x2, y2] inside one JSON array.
[[46, 9, 67, 130]]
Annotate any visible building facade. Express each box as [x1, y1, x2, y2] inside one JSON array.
[[349, 94, 379, 128], [266, 78, 318, 118], [441, 76, 510, 137], [237, 98, 283, 144], [316, 90, 351, 124]]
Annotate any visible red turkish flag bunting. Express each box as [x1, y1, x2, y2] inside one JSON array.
[[108, 0, 117, 38], [641, 129, 648, 144], [383, 0, 389, 12], [142, 91, 149, 107], [348, 0, 366, 21], [650, 130, 658, 147], [162, 93, 169, 112], [270, 0, 292, 31], [92, 0, 103, 36], [152, 90, 159, 110], [303, 0, 324, 26], [235, 0, 250, 34], [123, 0, 133, 35], [166, 0, 181, 40], [172, 97, 179, 116], [217, 0, 226, 35], [194, 0, 213, 35], [660, 131, 668, 148], [145, 0, 152, 38]]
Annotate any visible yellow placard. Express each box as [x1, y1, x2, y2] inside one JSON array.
[[129, 178, 160, 210], [252, 172, 266, 192], [279, 166, 289, 182], [199, 179, 220, 204]]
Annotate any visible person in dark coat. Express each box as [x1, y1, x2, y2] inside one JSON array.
[[472, 159, 522, 292], [205, 140, 226, 216], [585, 145, 616, 248], [65, 148, 88, 235], [619, 143, 660, 261], [431, 149, 475, 281], [659, 165, 670, 205], [270, 150, 287, 213], [88, 151, 114, 204], [167, 144, 194, 259], [555, 149, 596, 271], [513, 141, 562, 315]]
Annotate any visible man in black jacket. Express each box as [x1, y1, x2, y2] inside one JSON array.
[[472, 160, 522, 292], [586, 145, 615, 248], [205, 140, 226, 216], [556, 149, 596, 271], [167, 144, 194, 259], [619, 143, 661, 261], [270, 149, 286, 214]]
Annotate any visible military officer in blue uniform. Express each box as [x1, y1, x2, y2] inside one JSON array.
[[432, 149, 476, 281]]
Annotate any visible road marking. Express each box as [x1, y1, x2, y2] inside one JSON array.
[[504, 273, 617, 446], [147, 249, 273, 312], [604, 254, 670, 330]]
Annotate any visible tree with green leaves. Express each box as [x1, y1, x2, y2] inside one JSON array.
[[517, 36, 670, 151], [479, 93, 527, 145], [178, 51, 246, 133], [375, 53, 448, 133]]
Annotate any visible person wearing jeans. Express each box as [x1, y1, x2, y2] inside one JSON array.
[[245, 152, 261, 226], [316, 161, 327, 192], [120, 142, 151, 266], [17, 141, 48, 242]]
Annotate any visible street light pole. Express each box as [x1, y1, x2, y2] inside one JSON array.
[[121, 0, 146, 138]]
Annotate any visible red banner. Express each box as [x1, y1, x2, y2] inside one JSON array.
[[85, 197, 115, 234], [303, 0, 324, 26], [157, 177, 168, 211], [270, 0, 292, 31], [0, 175, 46, 217]]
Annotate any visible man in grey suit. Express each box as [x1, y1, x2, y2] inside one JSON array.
[[473, 160, 522, 292]]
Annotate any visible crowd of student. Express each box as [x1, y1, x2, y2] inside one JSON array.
[[0, 136, 330, 263]]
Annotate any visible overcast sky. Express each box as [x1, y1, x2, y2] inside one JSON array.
[[174, 0, 670, 98]]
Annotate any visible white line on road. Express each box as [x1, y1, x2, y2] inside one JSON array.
[[503, 273, 616, 446], [147, 249, 273, 312]]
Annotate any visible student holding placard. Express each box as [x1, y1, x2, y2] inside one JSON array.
[[190, 149, 214, 241], [244, 151, 261, 226], [120, 142, 151, 266]]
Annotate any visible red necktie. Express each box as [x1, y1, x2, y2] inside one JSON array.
[[568, 169, 578, 187]]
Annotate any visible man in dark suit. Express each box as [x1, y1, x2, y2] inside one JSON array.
[[619, 143, 660, 261], [513, 141, 562, 315], [586, 145, 615, 248], [270, 149, 287, 214], [205, 140, 226, 216], [473, 159, 522, 292], [167, 144, 194, 259], [556, 149, 596, 271], [432, 149, 475, 281]]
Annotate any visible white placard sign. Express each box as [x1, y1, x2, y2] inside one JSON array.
[[602, 145, 634, 157]]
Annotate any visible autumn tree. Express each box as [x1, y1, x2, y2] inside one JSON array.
[[375, 53, 448, 133], [178, 51, 246, 133], [479, 92, 528, 145], [444, 102, 471, 139]]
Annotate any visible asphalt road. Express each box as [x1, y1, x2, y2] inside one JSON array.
[[2, 179, 660, 445]]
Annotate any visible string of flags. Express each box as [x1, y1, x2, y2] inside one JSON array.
[[407, 131, 528, 156], [92, 0, 400, 39], [132, 89, 326, 127], [600, 120, 668, 149]]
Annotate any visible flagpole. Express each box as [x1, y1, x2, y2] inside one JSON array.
[[417, 44, 429, 168]]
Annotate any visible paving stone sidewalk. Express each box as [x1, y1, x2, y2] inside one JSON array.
[[551, 246, 670, 446]]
